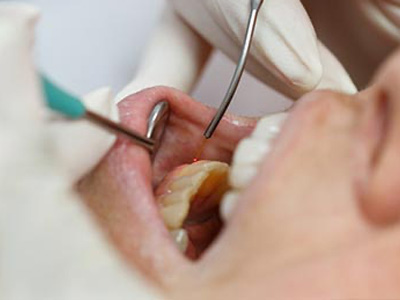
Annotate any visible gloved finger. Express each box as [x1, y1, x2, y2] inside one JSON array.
[[170, 0, 323, 99], [0, 3, 119, 185], [48, 87, 118, 183], [316, 41, 357, 94], [116, 7, 212, 103]]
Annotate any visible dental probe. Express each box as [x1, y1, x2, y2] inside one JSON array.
[[41, 75, 156, 152], [204, 0, 264, 139]]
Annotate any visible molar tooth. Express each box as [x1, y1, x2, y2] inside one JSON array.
[[196, 170, 228, 198], [221, 191, 240, 221], [178, 161, 209, 176], [156, 161, 229, 231], [168, 177, 191, 191], [252, 113, 288, 141], [170, 229, 189, 253], [169, 172, 208, 191], [159, 188, 193, 206], [160, 201, 190, 230]]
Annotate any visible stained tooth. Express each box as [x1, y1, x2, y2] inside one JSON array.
[[160, 201, 190, 230], [156, 161, 229, 231], [170, 229, 189, 253], [159, 188, 193, 206], [169, 176, 193, 191], [49, 87, 116, 183], [169, 172, 207, 191], [230, 163, 258, 190], [252, 113, 288, 141], [178, 161, 209, 176], [220, 191, 240, 221]]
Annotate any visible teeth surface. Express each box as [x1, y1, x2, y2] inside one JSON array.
[[160, 201, 191, 230], [252, 113, 288, 141], [156, 161, 229, 231], [232, 139, 271, 167], [230, 163, 259, 190], [221, 113, 288, 220], [170, 229, 189, 253], [220, 191, 240, 221]]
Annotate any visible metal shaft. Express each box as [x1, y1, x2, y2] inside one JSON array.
[[85, 110, 155, 152], [204, 0, 264, 139]]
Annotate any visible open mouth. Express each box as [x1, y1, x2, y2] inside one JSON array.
[[76, 85, 389, 295], [78, 86, 265, 285], [71, 82, 397, 299]]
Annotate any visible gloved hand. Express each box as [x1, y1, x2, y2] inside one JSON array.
[[119, 0, 400, 103], [171, 0, 400, 96], [0, 4, 158, 298], [170, 0, 358, 98], [118, 0, 358, 103]]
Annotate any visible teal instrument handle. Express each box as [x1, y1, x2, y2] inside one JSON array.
[[41, 75, 86, 119]]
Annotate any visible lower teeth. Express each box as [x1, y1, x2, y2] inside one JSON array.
[[170, 229, 189, 253], [155, 161, 230, 258]]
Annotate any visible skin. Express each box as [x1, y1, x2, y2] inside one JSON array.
[[79, 50, 400, 299]]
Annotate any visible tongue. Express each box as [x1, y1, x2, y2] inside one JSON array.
[[78, 86, 256, 286]]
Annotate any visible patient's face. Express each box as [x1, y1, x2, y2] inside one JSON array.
[[78, 52, 400, 299]]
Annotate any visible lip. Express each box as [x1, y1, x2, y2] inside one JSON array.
[[78, 86, 257, 287]]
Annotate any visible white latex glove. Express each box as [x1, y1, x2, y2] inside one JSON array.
[[118, 0, 358, 103], [171, 0, 400, 95], [0, 4, 160, 299], [170, 0, 358, 98], [119, 0, 400, 103]]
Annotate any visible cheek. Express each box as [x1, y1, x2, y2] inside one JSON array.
[[196, 95, 370, 282]]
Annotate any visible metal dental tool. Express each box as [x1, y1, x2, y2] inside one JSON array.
[[41, 75, 170, 153], [146, 101, 170, 154], [204, 0, 264, 139]]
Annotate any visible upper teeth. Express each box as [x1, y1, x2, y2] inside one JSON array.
[[220, 191, 240, 221], [230, 139, 271, 189], [221, 113, 288, 221]]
